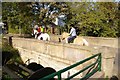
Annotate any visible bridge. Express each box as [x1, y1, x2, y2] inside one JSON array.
[[4, 34, 119, 79]]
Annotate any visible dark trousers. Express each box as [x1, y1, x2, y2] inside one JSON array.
[[68, 36, 76, 43]]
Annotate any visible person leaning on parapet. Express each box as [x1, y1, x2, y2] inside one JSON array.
[[67, 24, 77, 43]]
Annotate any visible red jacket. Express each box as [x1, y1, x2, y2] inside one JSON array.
[[37, 27, 41, 32]]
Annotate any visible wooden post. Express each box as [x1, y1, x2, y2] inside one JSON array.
[[51, 27, 55, 34], [8, 36, 13, 47]]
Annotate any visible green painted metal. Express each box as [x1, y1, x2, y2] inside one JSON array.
[[40, 53, 102, 80]]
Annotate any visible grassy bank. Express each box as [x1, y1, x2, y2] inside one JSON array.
[[2, 36, 23, 79]]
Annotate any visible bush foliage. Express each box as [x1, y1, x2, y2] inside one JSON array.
[[2, 2, 120, 37]]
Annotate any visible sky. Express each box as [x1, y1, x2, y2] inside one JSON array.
[[115, 0, 120, 2]]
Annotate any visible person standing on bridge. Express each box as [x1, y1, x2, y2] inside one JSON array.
[[68, 24, 77, 43]]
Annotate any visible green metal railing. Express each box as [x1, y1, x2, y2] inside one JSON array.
[[40, 53, 102, 80]]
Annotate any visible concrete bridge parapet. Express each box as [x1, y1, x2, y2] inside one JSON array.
[[11, 36, 119, 78]]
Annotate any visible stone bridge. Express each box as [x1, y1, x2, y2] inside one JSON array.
[[9, 34, 119, 79]]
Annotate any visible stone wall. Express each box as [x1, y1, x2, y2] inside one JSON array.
[[83, 36, 118, 48], [11, 37, 119, 78], [50, 34, 118, 48]]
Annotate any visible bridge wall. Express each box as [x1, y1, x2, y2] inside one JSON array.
[[11, 37, 118, 78], [50, 34, 118, 48]]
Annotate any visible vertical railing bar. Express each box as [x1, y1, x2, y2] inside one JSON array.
[[80, 67, 99, 80], [58, 73, 62, 80], [81, 53, 102, 80], [65, 61, 98, 80], [99, 53, 102, 71]]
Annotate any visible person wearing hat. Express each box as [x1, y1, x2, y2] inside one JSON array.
[[67, 24, 77, 43]]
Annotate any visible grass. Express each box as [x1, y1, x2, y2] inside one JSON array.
[[2, 72, 14, 80], [2, 36, 24, 79], [2, 37, 23, 64]]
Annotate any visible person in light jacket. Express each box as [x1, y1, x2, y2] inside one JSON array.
[[68, 24, 77, 43]]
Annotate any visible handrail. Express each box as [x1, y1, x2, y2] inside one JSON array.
[[40, 53, 101, 80]]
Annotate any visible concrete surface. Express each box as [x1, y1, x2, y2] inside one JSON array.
[[8, 35, 119, 78]]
